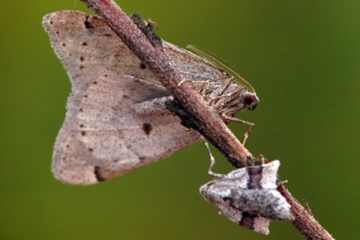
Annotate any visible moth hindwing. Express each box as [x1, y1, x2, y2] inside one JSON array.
[[43, 10, 259, 185], [199, 160, 293, 235]]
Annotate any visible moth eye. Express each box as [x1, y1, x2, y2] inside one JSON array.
[[243, 94, 259, 111]]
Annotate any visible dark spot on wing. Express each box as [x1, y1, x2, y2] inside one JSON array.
[[62, 43, 66, 47], [55, 31, 59, 35], [104, 74, 108, 78], [88, 148, 93, 152], [80, 65, 85, 70], [104, 33, 112, 37], [82, 42, 88, 46], [84, 16, 94, 29], [80, 124, 84, 128], [142, 123, 153, 135], [93, 81, 98, 85], [81, 131, 86, 136], [84, 94, 88, 98], [140, 62, 146, 69], [79, 108, 83, 112], [94, 166, 106, 182], [66, 144, 70, 148], [50, 21, 53, 25], [80, 56, 84, 62], [123, 94, 129, 99]]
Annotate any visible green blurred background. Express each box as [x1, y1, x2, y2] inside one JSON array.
[[1, 0, 358, 239]]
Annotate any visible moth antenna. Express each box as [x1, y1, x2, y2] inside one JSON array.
[[72, 0, 78, 9]]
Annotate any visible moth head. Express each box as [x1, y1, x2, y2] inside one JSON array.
[[199, 180, 234, 207], [241, 91, 260, 111]]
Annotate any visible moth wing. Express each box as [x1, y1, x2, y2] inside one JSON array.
[[260, 160, 280, 189], [43, 11, 205, 185], [240, 215, 271, 235]]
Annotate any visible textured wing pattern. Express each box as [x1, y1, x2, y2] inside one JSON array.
[[43, 11, 230, 185]]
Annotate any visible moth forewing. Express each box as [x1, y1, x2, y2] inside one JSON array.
[[43, 11, 261, 185]]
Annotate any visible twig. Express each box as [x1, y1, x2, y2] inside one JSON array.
[[278, 186, 335, 240], [80, 1, 335, 239]]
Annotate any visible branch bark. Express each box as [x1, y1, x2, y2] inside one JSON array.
[[80, 1, 335, 239]]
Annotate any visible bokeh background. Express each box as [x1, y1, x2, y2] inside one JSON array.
[[1, 0, 358, 239]]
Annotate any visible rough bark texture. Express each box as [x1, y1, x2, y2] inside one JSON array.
[[81, 1, 335, 239]]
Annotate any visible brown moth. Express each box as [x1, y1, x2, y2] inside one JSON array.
[[43, 10, 259, 185]]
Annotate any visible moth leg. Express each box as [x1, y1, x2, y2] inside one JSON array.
[[208, 95, 224, 107], [178, 80, 212, 102], [200, 80, 211, 98], [218, 76, 234, 96], [177, 79, 209, 88], [258, 154, 267, 164], [177, 79, 190, 87], [203, 140, 224, 178], [208, 84, 242, 108], [221, 113, 255, 145], [131, 14, 162, 48], [305, 203, 314, 216], [278, 179, 289, 186], [208, 92, 233, 109]]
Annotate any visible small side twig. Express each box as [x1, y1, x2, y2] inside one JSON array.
[[81, 1, 335, 239]]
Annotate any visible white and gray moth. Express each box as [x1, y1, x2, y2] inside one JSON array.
[[43, 10, 259, 185], [200, 160, 294, 235]]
